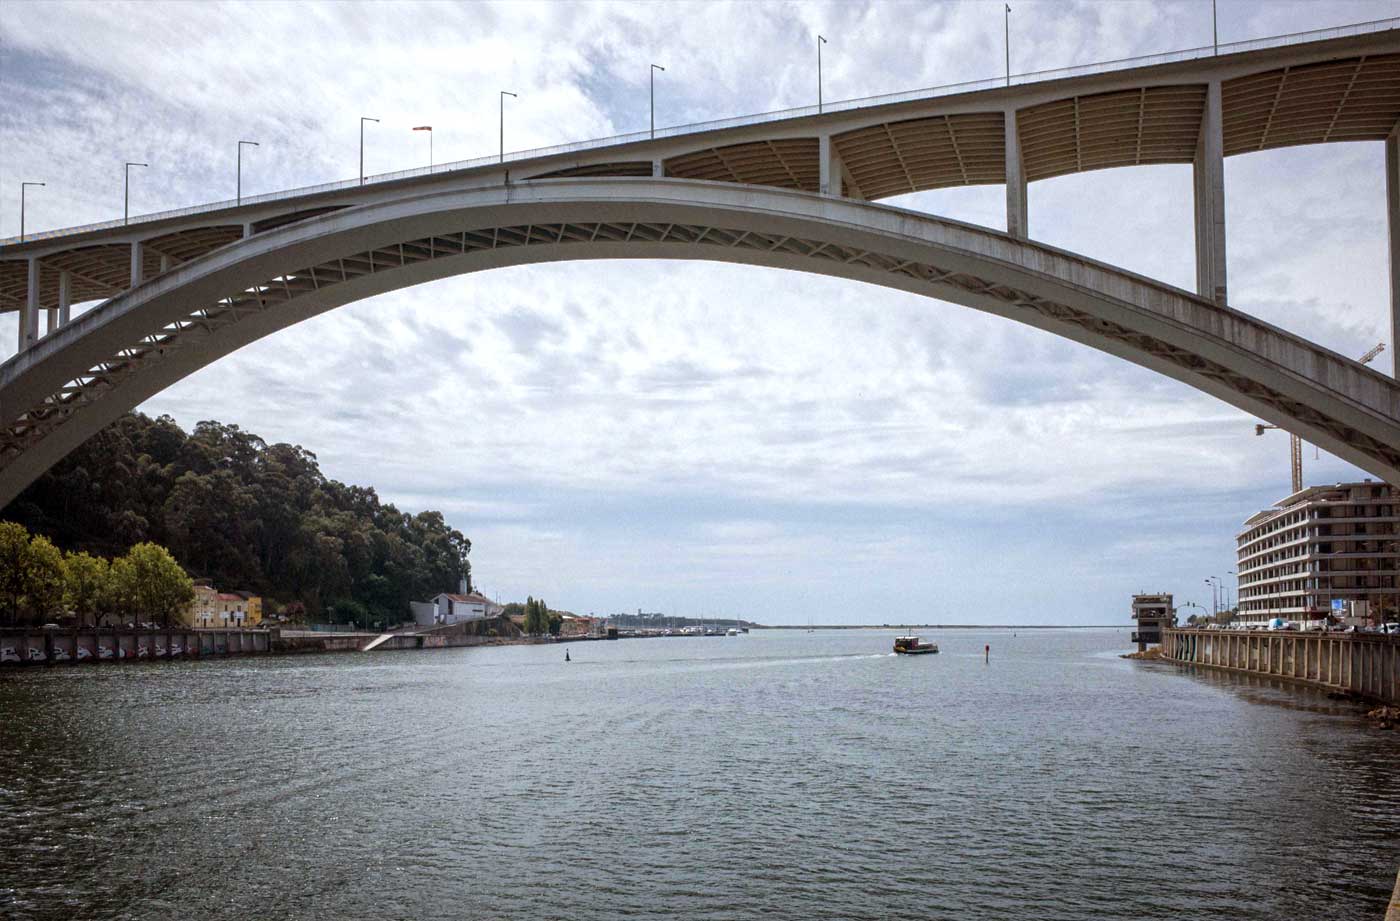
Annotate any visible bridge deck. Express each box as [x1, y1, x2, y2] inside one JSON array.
[[2, 20, 1396, 318]]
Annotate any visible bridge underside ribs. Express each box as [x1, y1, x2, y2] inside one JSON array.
[[6, 215, 1399, 483], [1222, 53, 1400, 154], [832, 112, 1006, 199], [664, 139, 820, 191], [1017, 85, 1207, 182]]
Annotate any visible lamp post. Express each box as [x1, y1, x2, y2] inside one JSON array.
[[413, 125, 433, 168], [1204, 577, 1219, 617], [237, 140, 259, 206], [817, 35, 827, 113], [500, 91, 517, 163], [650, 64, 665, 139], [124, 162, 147, 225], [1212, 0, 1219, 55], [360, 117, 379, 186], [1004, 5, 1012, 86], [20, 181, 44, 242]]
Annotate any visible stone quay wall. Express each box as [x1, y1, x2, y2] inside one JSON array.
[[1162, 628, 1399, 704]]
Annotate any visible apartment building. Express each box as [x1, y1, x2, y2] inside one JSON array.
[[1236, 481, 1398, 625]]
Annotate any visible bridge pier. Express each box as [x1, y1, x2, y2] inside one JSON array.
[[1387, 127, 1398, 379], [130, 241, 144, 287], [19, 257, 39, 352], [651, 158, 664, 178], [1194, 80, 1228, 307], [57, 270, 71, 329], [1005, 109, 1028, 240], [818, 135, 841, 196]]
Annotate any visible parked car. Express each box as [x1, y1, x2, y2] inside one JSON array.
[[1381, 623, 1400, 635]]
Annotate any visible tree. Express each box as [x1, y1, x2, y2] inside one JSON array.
[[119, 542, 195, 627], [24, 536, 65, 623], [523, 596, 550, 636], [0, 523, 65, 625], [0, 521, 29, 625], [105, 556, 139, 626], [63, 551, 110, 627]]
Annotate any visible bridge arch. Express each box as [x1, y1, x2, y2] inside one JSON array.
[[1, 176, 1398, 506]]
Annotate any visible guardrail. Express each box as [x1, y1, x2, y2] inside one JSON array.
[[2, 16, 1395, 248]]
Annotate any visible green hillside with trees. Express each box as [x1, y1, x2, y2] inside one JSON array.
[[3, 413, 471, 625]]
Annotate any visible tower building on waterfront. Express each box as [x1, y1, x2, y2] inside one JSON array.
[[1236, 481, 1399, 626], [1131, 594, 1174, 651]]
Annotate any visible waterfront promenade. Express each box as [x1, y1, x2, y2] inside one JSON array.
[[1162, 627, 1400, 704]]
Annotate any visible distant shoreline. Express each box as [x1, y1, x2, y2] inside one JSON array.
[[754, 624, 1122, 630]]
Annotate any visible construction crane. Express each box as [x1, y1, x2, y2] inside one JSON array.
[[1253, 343, 1385, 494], [1255, 422, 1303, 493]]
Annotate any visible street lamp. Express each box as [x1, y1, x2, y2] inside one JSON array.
[[124, 162, 147, 225], [817, 35, 827, 113], [650, 64, 665, 139], [413, 125, 433, 168], [1204, 577, 1220, 617], [237, 140, 259, 206], [360, 116, 379, 186], [20, 181, 44, 242], [1004, 4, 1012, 86], [500, 91, 517, 163], [1212, 0, 1219, 55]]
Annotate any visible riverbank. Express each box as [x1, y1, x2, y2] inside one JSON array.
[[1, 616, 664, 667]]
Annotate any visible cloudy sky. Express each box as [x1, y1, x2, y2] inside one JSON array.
[[2, 0, 1396, 624]]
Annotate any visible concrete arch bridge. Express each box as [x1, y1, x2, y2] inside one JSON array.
[[1, 22, 1399, 505]]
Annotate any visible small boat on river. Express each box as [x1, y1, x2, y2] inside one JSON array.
[[893, 635, 938, 655]]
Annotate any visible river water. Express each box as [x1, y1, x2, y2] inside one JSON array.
[[1, 628, 1397, 920]]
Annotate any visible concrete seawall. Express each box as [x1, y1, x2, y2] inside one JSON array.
[[1, 626, 270, 664], [1162, 628, 1399, 704]]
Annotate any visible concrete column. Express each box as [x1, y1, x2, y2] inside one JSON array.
[[1386, 129, 1398, 378], [130, 241, 144, 287], [19, 257, 40, 352], [1193, 80, 1227, 306], [651, 158, 665, 178], [159, 254, 170, 274], [818, 134, 843, 196], [242, 222, 253, 238], [35, 268, 58, 335], [1005, 108, 1028, 239], [58, 270, 71, 327]]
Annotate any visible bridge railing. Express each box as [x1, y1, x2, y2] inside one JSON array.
[[3, 16, 1396, 248]]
